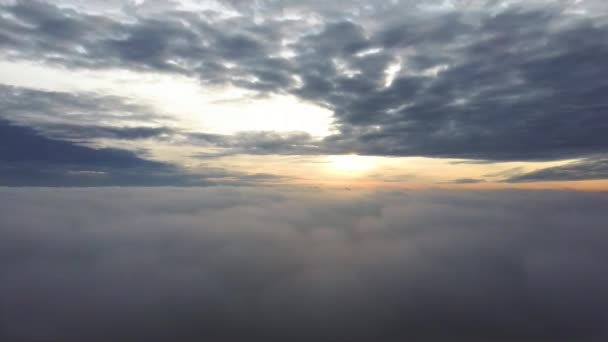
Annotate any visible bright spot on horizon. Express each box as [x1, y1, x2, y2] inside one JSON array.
[[327, 154, 377, 172]]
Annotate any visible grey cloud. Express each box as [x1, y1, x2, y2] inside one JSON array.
[[368, 173, 416, 183], [0, 85, 215, 186], [323, 9, 608, 161], [0, 119, 286, 186], [1, 188, 608, 341], [449, 178, 487, 184], [0, 1, 294, 89], [2, 1, 608, 163], [0, 164, 209, 187], [0, 118, 198, 186], [190, 130, 325, 157], [0, 85, 169, 130], [41, 123, 173, 140], [505, 157, 608, 182], [0, 118, 164, 168], [484, 167, 526, 178], [1, 85, 317, 167]]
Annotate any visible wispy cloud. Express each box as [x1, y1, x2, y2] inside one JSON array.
[[505, 157, 608, 182]]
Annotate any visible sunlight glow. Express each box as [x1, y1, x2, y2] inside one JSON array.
[[0, 61, 335, 137], [327, 154, 377, 172], [384, 58, 402, 87]]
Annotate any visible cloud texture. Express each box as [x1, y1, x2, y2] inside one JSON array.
[[2, 0, 608, 162], [1, 187, 607, 341], [1, 0, 608, 184]]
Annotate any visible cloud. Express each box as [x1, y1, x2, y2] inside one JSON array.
[[0, 85, 169, 131], [0, 119, 287, 186], [449, 178, 486, 184], [0, 118, 194, 186], [0, 187, 607, 341], [484, 166, 526, 178], [190, 130, 325, 157], [0, 85, 327, 158], [321, 8, 608, 161], [505, 157, 608, 182], [0, 119, 164, 168], [3, 1, 608, 162], [41, 124, 173, 140]]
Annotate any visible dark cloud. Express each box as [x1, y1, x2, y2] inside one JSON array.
[[0, 85, 169, 129], [41, 123, 173, 141], [0, 1, 295, 89], [505, 157, 608, 182], [0, 119, 164, 168], [190, 130, 325, 157], [321, 9, 608, 161], [1, 188, 607, 341], [0, 118, 194, 186], [0, 119, 285, 186], [2, 1, 608, 164]]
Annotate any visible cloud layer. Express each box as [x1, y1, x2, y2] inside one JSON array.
[[1, 187, 607, 341], [2, 0, 608, 163], [506, 157, 608, 182], [0, 118, 290, 186]]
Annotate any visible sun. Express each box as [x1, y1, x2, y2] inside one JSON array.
[[327, 154, 377, 172]]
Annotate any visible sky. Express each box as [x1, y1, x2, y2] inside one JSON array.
[[1, 1, 608, 341], [0, 0, 607, 189]]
